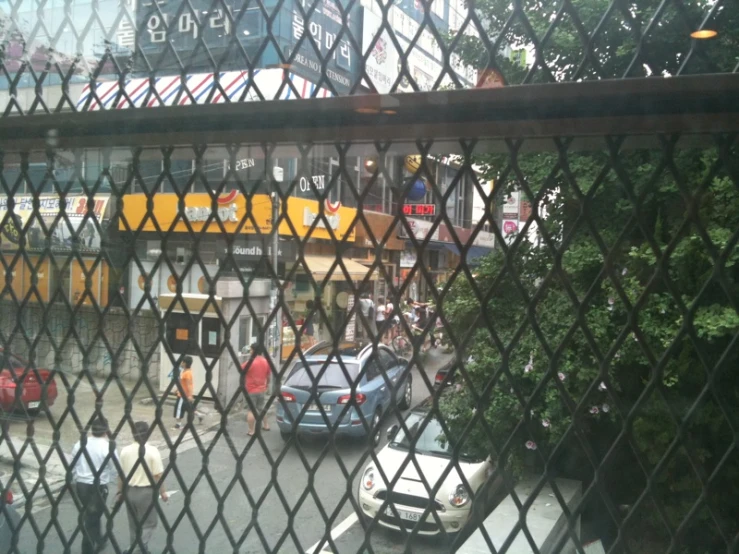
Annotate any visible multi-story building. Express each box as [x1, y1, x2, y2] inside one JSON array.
[[0, 0, 495, 387]]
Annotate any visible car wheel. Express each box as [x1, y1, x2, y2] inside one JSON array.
[[398, 377, 412, 410], [368, 409, 382, 447], [280, 430, 292, 442]]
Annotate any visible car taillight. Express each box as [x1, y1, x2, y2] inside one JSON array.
[[337, 393, 367, 405], [5, 490, 13, 504], [281, 392, 296, 402], [435, 372, 445, 383]]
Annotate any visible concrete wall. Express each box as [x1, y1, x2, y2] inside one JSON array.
[[1, 302, 161, 384]]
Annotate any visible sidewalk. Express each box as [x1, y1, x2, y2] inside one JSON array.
[[0, 375, 228, 509]]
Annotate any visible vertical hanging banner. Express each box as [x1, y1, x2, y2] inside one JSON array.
[[344, 294, 356, 342]]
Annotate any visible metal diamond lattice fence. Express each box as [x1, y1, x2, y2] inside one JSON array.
[[0, 0, 738, 553]]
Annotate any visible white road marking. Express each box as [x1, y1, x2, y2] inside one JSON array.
[[305, 512, 359, 554]]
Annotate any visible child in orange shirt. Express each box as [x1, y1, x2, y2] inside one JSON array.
[[173, 356, 204, 430]]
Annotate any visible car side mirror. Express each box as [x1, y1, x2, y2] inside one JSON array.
[[387, 425, 399, 441]]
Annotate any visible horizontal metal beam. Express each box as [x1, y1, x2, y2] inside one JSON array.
[[1, 74, 739, 150]]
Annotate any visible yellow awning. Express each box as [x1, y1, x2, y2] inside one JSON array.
[[297, 255, 375, 282]]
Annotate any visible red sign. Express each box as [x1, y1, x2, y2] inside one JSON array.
[[476, 69, 505, 89], [402, 203, 436, 216], [503, 220, 518, 235]]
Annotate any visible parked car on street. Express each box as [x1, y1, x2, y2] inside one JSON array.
[[276, 342, 412, 444], [358, 397, 502, 536], [433, 363, 455, 388], [434, 356, 475, 389], [0, 349, 58, 415], [0, 484, 20, 554]]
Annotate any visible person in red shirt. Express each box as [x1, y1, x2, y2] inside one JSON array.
[[242, 344, 272, 436]]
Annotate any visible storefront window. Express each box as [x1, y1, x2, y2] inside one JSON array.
[[290, 156, 342, 202], [162, 158, 194, 193], [137, 159, 163, 193]]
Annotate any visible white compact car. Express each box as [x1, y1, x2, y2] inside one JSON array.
[[357, 399, 501, 536]]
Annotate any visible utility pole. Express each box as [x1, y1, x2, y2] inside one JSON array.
[[269, 163, 283, 389], [270, 192, 281, 361]]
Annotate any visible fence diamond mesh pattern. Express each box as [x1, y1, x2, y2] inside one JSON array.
[[0, 1, 738, 554]]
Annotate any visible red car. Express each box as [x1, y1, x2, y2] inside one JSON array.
[[0, 350, 58, 415]]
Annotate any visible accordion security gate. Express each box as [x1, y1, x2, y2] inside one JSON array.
[[0, 77, 737, 554], [1, 1, 739, 553]]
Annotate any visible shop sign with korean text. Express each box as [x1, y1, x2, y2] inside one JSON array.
[[136, 0, 244, 56], [0, 195, 110, 250], [398, 217, 440, 242], [288, 0, 361, 93], [120, 193, 356, 241]]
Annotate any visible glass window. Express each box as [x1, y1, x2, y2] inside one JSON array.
[[285, 362, 359, 389], [163, 158, 194, 193], [137, 159, 162, 194], [378, 349, 396, 370], [390, 412, 483, 462], [241, 8, 262, 38], [364, 359, 381, 381], [1, 353, 23, 371], [239, 315, 266, 352], [238, 316, 252, 354], [201, 317, 221, 358]]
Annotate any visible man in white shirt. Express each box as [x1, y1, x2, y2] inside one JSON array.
[[117, 421, 168, 554], [71, 416, 118, 554], [358, 291, 377, 340]]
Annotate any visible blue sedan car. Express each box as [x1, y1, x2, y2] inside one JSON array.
[[276, 342, 412, 445]]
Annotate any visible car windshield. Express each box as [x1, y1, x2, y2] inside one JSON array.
[[285, 361, 360, 390], [390, 412, 483, 463]]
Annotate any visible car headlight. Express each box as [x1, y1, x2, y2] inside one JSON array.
[[362, 467, 376, 491], [449, 485, 470, 508]]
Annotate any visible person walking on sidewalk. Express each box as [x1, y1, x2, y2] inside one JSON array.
[[173, 355, 204, 430], [117, 421, 168, 554], [242, 344, 271, 437], [71, 416, 118, 554], [358, 291, 377, 341]]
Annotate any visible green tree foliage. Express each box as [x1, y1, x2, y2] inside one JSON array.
[[441, 2, 739, 550], [444, 145, 739, 549]]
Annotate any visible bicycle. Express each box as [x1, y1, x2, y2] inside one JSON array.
[[391, 333, 412, 358]]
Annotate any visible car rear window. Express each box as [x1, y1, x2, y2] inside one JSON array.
[[285, 362, 360, 389]]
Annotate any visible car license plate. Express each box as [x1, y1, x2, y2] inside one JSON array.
[[385, 507, 421, 522], [27, 401, 40, 409], [306, 403, 331, 413]]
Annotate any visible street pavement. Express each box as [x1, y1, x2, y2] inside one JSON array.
[[8, 350, 456, 553]]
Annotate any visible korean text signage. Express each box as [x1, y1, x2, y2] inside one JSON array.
[[288, 0, 360, 92], [0, 195, 110, 251], [402, 203, 436, 216], [137, 0, 239, 54], [398, 217, 441, 242], [120, 193, 357, 241]]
